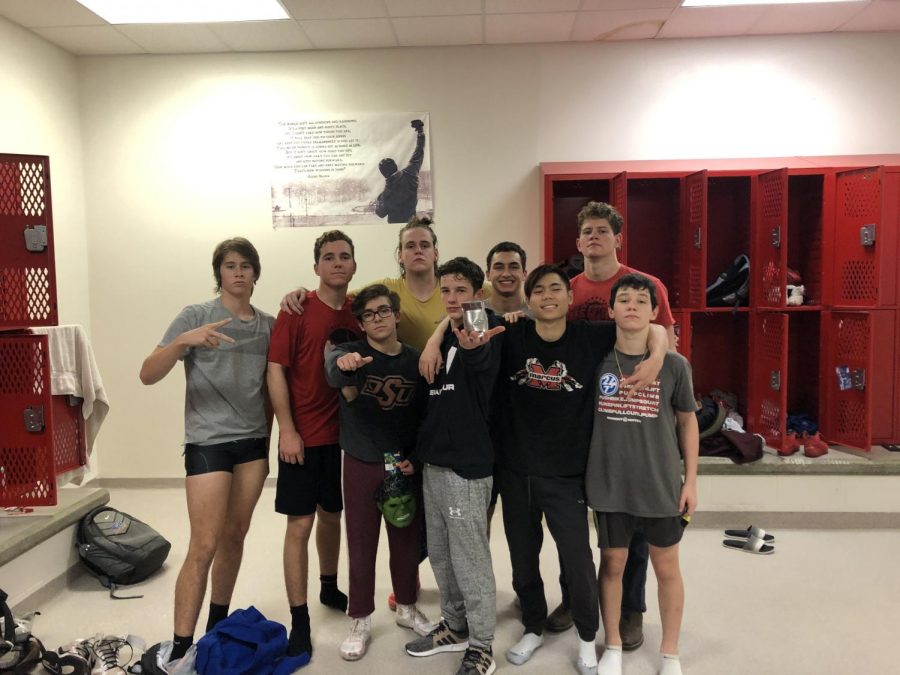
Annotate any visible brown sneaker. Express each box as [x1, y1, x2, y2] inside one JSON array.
[[544, 602, 573, 633], [619, 609, 644, 651]]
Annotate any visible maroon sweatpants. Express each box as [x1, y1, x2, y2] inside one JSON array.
[[343, 453, 422, 618]]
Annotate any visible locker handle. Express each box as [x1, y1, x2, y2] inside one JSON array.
[[770, 370, 781, 391], [24, 225, 48, 252], [23, 405, 45, 432], [771, 226, 781, 248], [693, 227, 702, 249], [860, 224, 876, 247], [851, 369, 866, 391]]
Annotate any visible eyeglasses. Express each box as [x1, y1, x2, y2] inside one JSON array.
[[359, 306, 395, 323]]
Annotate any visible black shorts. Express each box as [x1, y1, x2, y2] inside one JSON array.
[[275, 443, 343, 516], [594, 511, 683, 549], [184, 437, 268, 476]]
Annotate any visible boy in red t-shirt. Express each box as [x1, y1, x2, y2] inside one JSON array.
[[267, 230, 361, 657]]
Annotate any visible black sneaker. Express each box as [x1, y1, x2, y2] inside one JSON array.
[[455, 645, 495, 675], [405, 620, 469, 657], [544, 602, 574, 632], [620, 609, 644, 651]]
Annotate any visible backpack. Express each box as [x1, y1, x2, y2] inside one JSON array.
[[0, 590, 45, 675], [76, 506, 171, 599], [706, 254, 750, 307]]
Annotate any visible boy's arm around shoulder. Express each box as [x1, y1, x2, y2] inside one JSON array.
[[674, 352, 699, 516]]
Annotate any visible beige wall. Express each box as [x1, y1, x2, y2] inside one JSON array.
[[0, 17, 91, 330], [9, 27, 900, 477]]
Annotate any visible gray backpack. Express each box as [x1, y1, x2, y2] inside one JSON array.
[[76, 506, 171, 599]]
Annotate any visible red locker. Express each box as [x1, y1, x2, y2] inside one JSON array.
[[0, 154, 58, 330], [754, 169, 788, 309], [0, 333, 58, 506], [747, 312, 788, 449]]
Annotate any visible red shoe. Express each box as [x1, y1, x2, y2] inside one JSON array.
[[779, 431, 802, 456], [388, 574, 421, 611], [802, 432, 829, 458]]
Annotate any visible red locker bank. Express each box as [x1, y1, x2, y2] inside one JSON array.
[[541, 155, 900, 452], [1, 153, 86, 507]]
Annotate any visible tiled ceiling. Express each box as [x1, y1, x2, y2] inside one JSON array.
[[0, 0, 898, 55]]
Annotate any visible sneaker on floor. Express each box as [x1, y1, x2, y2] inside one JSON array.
[[91, 635, 131, 675], [395, 603, 433, 636], [405, 620, 469, 657], [779, 431, 802, 456], [619, 609, 644, 651], [339, 616, 371, 661], [544, 602, 573, 632], [455, 645, 495, 675], [57, 637, 95, 668], [802, 431, 829, 458]]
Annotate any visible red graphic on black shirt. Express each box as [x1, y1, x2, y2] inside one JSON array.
[[511, 358, 583, 392], [362, 375, 417, 410]]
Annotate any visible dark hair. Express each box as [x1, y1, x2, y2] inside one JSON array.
[[524, 264, 570, 299], [486, 241, 527, 271], [314, 229, 355, 263], [576, 201, 624, 235], [397, 215, 438, 277], [212, 237, 260, 294], [379, 158, 398, 177], [610, 272, 658, 310], [351, 283, 401, 318], [437, 257, 484, 293]]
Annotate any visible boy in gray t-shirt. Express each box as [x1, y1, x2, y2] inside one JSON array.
[[586, 273, 698, 675]]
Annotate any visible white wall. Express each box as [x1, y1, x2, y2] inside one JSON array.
[[0, 17, 91, 331], [69, 32, 900, 477]]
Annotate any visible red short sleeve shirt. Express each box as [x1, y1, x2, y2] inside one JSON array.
[[268, 292, 361, 446], [567, 265, 675, 326]]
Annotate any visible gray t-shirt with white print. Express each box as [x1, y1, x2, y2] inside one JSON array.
[[586, 350, 696, 517], [160, 297, 274, 446]]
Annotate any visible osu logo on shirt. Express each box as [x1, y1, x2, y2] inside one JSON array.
[[511, 357, 583, 392], [362, 375, 417, 410]]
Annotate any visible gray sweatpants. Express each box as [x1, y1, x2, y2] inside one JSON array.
[[423, 463, 496, 649]]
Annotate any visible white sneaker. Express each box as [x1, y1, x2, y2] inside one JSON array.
[[340, 616, 371, 661], [395, 603, 434, 636]]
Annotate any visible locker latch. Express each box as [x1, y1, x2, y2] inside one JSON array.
[[693, 228, 702, 249], [860, 224, 876, 247], [770, 370, 781, 391], [24, 225, 48, 252], [23, 406, 45, 432], [851, 368, 866, 390], [771, 226, 781, 248]]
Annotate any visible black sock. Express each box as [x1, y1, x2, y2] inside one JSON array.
[[288, 604, 312, 656], [205, 602, 229, 633], [319, 574, 348, 612], [170, 635, 193, 661]]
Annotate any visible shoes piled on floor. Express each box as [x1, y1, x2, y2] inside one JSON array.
[[722, 525, 775, 555], [50, 634, 138, 675]]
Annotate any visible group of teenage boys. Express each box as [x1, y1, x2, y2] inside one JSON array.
[[142, 201, 698, 675]]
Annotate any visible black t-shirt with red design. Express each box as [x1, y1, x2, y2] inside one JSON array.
[[496, 318, 616, 477]]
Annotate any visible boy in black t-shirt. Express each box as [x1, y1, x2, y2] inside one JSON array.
[[496, 265, 668, 674], [325, 284, 432, 662]]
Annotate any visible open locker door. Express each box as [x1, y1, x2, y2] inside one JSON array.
[[747, 312, 788, 450], [610, 172, 628, 265], [680, 171, 707, 308], [754, 169, 788, 308], [833, 167, 882, 307], [822, 311, 873, 450]]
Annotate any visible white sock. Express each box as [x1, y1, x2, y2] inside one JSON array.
[[597, 645, 622, 675], [659, 653, 683, 675], [510, 632, 543, 654], [578, 638, 598, 668]]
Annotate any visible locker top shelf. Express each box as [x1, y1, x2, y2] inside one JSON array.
[[540, 154, 900, 176]]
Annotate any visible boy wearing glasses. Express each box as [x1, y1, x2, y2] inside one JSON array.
[[325, 284, 433, 661]]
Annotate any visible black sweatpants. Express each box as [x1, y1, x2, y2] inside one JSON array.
[[499, 467, 598, 642]]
